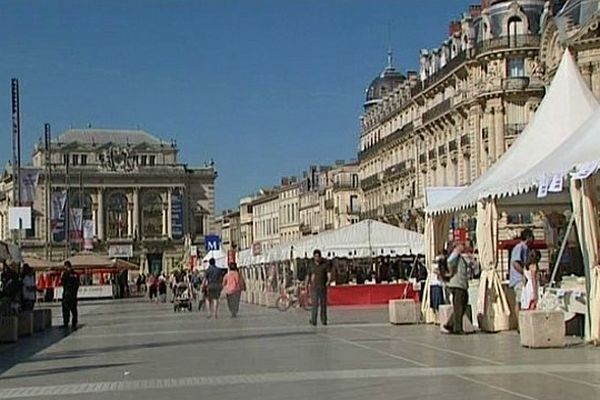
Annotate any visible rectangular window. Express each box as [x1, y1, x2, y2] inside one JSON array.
[[63, 154, 69, 165], [81, 154, 88, 166], [72, 154, 79, 165], [141, 155, 147, 166], [507, 57, 525, 77], [149, 155, 156, 166]]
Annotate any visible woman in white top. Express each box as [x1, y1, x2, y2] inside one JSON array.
[[430, 254, 446, 311], [521, 250, 541, 310]]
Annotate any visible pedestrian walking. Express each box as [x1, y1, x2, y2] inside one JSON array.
[[204, 258, 224, 319], [158, 276, 167, 303], [308, 249, 331, 326], [443, 242, 469, 335], [21, 263, 37, 311], [61, 261, 80, 330], [222, 263, 245, 318]]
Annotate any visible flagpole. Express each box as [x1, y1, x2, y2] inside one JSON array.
[[79, 171, 83, 252], [64, 154, 70, 260], [44, 123, 51, 261]]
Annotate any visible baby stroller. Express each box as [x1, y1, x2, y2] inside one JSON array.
[[173, 282, 193, 312]]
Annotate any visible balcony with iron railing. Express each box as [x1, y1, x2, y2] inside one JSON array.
[[505, 123, 527, 139], [422, 98, 452, 124], [359, 122, 414, 160], [360, 174, 381, 191]]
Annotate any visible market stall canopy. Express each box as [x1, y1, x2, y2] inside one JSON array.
[[23, 256, 61, 270], [112, 258, 140, 270], [66, 253, 114, 268], [238, 220, 424, 266], [491, 107, 600, 196], [427, 50, 600, 215]]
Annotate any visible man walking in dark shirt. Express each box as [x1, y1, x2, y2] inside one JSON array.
[[61, 261, 80, 330], [308, 249, 331, 326]]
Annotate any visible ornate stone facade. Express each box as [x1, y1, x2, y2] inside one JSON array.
[[0, 128, 216, 274], [357, 0, 586, 232]]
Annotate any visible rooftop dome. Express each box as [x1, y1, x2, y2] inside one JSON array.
[[364, 49, 405, 109]]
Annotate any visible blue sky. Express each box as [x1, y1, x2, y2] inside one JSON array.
[[0, 0, 473, 211]]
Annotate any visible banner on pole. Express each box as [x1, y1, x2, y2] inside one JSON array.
[[19, 168, 40, 205], [51, 191, 66, 242], [83, 220, 95, 250]]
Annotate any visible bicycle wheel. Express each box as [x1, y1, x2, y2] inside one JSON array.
[[276, 295, 292, 311]]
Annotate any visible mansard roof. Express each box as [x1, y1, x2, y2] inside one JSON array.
[[56, 128, 163, 146]]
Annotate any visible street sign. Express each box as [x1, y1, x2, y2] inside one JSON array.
[[204, 235, 221, 251]]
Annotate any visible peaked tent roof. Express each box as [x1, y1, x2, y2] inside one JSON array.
[[237, 220, 424, 266], [493, 106, 600, 196], [427, 50, 600, 215]]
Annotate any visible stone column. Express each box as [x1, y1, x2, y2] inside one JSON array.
[[470, 104, 482, 178], [127, 204, 133, 238], [92, 206, 98, 237], [97, 189, 104, 241], [494, 102, 505, 160], [582, 62, 593, 88], [167, 189, 173, 239], [485, 106, 496, 167], [133, 188, 140, 239], [592, 63, 600, 98], [162, 202, 168, 237]]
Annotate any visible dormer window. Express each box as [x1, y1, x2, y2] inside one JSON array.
[[149, 155, 156, 166], [72, 154, 79, 166], [141, 155, 147, 166], [81, 154, 87, 166]]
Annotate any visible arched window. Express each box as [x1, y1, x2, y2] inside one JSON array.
[[69, 192, 93, 221], [142, 191, 163, 238], [107, 192, 128, 238], [508, 16, 525, 47]]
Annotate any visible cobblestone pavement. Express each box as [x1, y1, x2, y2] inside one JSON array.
[[1, 298, 600, 400]]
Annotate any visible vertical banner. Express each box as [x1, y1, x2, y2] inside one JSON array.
[[70, 208, 83, 240], [51, 191, 66, 242], [171, 189, 184, 240], [83, 220, 95, 250], [19, 168, 40, 205]]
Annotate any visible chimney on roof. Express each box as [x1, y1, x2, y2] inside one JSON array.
[[469, 5, 482, 18], [449, 21, 462, 36]]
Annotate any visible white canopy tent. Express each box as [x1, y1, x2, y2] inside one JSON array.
[[424, 50, 600, 334], [237, 220, 424, 267], [428, 50, 600, 215]]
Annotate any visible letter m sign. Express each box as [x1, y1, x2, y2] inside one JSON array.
[[205, 235, 221, 251]]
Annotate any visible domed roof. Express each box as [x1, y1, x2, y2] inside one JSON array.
[[364, 50, 405, 109]]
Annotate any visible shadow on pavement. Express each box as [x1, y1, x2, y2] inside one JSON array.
[[0, 362, 138, 381], [33, 330, 316, 362], [0, 328, 75, 376]]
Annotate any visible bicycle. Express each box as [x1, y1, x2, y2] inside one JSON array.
[[276, 283, 311, 311]]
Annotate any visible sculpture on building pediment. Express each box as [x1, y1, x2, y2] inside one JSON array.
[[530, 56, 545, 79], [100, 146, 135, 172]]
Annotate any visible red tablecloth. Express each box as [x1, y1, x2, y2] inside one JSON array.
[[327, 283, 419, 306]]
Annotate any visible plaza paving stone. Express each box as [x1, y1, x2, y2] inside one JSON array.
[[1, 298, 600, 399]]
